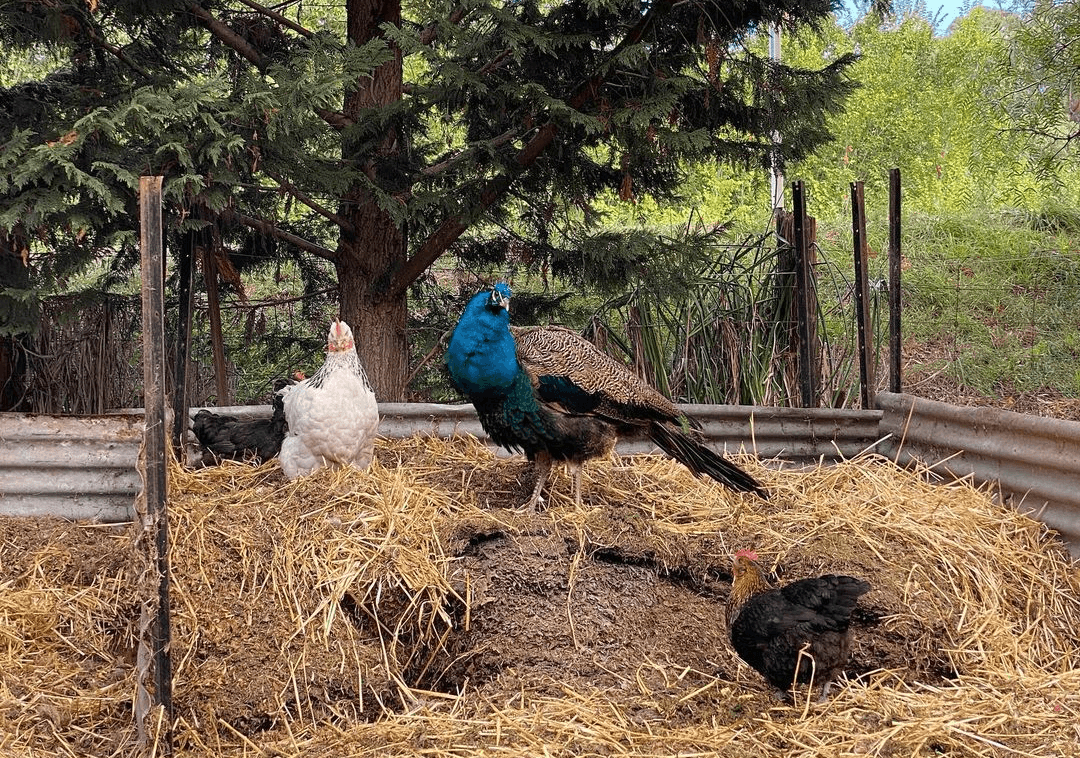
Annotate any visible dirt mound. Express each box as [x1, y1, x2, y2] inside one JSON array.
[[1, 435, 1078, 757]]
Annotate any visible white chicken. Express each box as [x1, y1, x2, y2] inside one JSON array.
[[278, 320, 380, 479]]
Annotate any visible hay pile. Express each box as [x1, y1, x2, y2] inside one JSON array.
[[1, 434, 1078, 757]]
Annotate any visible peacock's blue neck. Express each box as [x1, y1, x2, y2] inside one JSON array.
[[446, 293, 520, 395]]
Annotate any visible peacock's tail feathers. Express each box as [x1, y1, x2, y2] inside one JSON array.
[[647, 421, 767, 497]]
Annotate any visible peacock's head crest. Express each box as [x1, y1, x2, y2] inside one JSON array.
[[488, 282, 512, 312]]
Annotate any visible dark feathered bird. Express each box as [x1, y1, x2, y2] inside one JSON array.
[[444, 283, 767, 509], [727, 550, 871, 699], [191, 377, 293, 466]]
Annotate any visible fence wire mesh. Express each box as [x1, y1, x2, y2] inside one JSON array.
[[16, 240, 1080, 416]]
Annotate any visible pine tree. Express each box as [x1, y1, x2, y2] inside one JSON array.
[[0, 0, 856, 400]]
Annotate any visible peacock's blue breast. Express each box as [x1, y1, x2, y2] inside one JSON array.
[[446, 312, 520, 394]]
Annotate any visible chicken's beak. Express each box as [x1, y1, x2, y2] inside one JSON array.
[[328, 321, 354, 352]]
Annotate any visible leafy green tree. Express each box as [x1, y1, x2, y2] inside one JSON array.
[[1, 0, 857, 401], [777, 7, 1037, 216], [995, 0, 1080, 186], [0, 42, 66, 409]]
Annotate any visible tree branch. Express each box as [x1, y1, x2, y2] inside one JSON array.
[[234, 0, 314, 39], [387, 0, 676, 298], [264, 168, 357, 234], [83, 27, 151, 79], [187, 2, 265, 70], [207, 286, 338, 311], [187, 2, 352, 130], [477, 48, 514, 78], [220, 209, 338, 261], [420, 127, 522, 178], [316, 108, 353, 130], [419, 5, 466, 46]]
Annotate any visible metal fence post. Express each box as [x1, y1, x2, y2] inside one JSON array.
[[792, 180, 817, 407], [851, 181, 874, 409], [888, 168, 902, 394]]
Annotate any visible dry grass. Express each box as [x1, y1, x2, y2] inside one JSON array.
[[1, 434, 1078, 757]]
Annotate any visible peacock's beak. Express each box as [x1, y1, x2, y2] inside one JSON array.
[[490, 289, 510, 311]]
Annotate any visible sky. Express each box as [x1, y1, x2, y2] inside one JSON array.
[[920, 1, 986, 29], [843, 1, 1001, 32], [928, 1, 969, 26]]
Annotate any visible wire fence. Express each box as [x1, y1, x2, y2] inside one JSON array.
[[891, 248, 1080, 399], [17, 237, 1080, 415]]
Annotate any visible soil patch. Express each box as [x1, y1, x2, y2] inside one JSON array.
[[904, 340, 1080, 421]]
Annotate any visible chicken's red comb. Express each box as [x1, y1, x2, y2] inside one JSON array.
[[734, 549, 758, 561]]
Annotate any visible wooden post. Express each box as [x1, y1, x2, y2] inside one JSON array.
[[139, 176, 173, 729], [791, 181, 817, 408], [888, 168, 902, 394], [171, 230, 195, 456], [851, 181, 875, 409], [774, 210, 798, 400], [202, 241, 230, 405]]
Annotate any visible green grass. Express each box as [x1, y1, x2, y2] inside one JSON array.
[[815, 207, 1080, 398]]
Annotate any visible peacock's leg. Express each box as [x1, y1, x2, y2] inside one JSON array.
[[524, 453, 552, 511], [568, 461, 583, 507]]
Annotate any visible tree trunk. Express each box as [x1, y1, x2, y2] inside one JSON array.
[[0, 335, 28, 411], [340, 0, 408, 400], [1, 229, 32, 411], [338, 254, 407, 400]]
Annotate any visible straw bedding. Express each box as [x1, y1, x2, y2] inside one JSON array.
[[1, 434, 1078, 757]]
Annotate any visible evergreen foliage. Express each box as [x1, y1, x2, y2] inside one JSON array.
[[10, 2, 1075, 408], [0, 0, 858, 399]]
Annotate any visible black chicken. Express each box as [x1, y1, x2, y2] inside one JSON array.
[[191, 377, 294, 466], [727, 550, 870, 700]]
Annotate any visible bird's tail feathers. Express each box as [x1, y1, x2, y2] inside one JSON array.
[[649, 422, 767, 497]]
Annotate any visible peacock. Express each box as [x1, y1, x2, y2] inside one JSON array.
[[445, 282, 767, 509]]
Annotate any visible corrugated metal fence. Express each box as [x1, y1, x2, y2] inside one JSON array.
[[0, 413, 144, 521], [876, 392, 1080, 556], [2, 394, 1078, 555]]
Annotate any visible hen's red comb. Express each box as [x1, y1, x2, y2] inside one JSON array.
[[734, 549, 758, 561]]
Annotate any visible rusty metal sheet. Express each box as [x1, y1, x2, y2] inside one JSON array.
[[0, 413, 143, 522], [876, 392, 1080, 557]]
